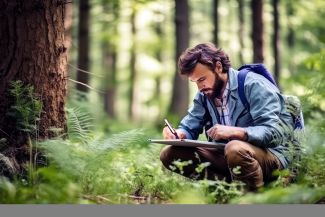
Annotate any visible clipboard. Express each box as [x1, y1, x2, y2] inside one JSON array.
[[148, 139, 226, 148]]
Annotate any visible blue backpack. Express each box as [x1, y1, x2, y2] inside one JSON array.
[[237, 64, 305, 130]]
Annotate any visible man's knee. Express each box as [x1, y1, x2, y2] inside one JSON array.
[[159, 145, 184, 167], [159, 145, 172, 166], [225, 140, 252, 166]]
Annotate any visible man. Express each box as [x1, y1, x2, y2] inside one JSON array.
[[160, 42, 294, 190]]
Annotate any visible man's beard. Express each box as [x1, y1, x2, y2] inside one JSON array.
[[202, 73, 225, 99]]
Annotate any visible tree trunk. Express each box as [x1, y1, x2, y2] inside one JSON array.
[[169, 0, 190, 118], [153, 10, 164, 121], [272, 0, 281, 87], [102, 0, 119, 118], [251, 0, 264, 63], [0, 0, 67, 176], [285, 0, 295, 74], [76, 0, 90, 92], [237, 0, 245, 65], [212, 0, 219, 47], [129, 5, 139, 120], [286, 1, 295, 48]]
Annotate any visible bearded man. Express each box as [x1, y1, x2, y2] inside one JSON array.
[[160, 42, 294, 191]]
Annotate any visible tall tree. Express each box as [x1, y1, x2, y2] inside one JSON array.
[[272, 0, 281, 86], [237, 0, 245, 65], [251, 0, 264, 63], [168, 0, 190, 118], [212, 0, 219, 46], [129, 3, 139, 120], [102, 0, 119, 118], [152, 9, 165, 121], [285, 0, 295, 48], [285, 0, 296, 74], [76, 0, 90, 92], [0, 0, 67, 176]]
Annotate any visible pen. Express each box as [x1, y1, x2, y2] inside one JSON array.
[[164, 119, 179, 139]]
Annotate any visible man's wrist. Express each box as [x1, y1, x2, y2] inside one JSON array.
[[231, 127, 248, 141]]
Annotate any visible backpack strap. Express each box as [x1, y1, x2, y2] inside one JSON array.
[[238, 64, 278, 87], [237, 64, 278, 111], [237, 68, 250, 111]]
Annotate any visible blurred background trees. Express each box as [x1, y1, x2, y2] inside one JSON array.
[[65, 0, 325, 127]]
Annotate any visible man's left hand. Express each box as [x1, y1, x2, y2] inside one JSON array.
[[206, 124, 248, 141]]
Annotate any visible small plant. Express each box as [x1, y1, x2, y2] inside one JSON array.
[[6, 80, 43, 183], [0, 167, 82, 204], [6, 80, 42, 134]]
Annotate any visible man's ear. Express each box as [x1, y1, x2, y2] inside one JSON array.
[[214, 61, 223, 74]]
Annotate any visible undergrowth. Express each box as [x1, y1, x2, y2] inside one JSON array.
[[1, 101, 325, 204]]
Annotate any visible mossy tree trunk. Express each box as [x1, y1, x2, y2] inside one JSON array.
[[0, 0, 67, 177]]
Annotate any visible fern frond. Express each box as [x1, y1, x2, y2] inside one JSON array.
[[66, 107, 94, 143], [89, 129, 147, 152]]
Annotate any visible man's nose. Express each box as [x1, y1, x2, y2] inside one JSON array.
[[197, 82, 205, 90]]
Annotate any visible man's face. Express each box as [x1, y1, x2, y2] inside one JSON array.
[[188, 63, 225, 99]]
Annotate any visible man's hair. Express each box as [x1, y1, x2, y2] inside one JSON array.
[[178, 42, 231, 75]]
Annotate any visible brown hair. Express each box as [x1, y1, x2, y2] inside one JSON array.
[[178, 42, 231, 75]]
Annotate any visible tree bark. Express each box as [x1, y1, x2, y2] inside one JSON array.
[[76, 0, 90, 92], [0, 0, 67, 175], [251, 0, 264, 63], [169, 0, 189, 118], [212, 0, 219, 47], [272, 0, 281, 87]]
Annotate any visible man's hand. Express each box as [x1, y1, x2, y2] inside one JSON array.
[[163, 127, 186, 139], [206, 124, 247, 141]]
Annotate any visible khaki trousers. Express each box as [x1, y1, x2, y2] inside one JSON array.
[[160, 140, 283, 190]]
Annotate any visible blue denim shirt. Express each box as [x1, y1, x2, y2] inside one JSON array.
[[178, 68, 294, 168]]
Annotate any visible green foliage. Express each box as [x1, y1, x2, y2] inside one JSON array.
[[299, 146, 325, 187], [231, 185, 325, 204], [6, 80, 42, 134], [0, 167, 81, 204]]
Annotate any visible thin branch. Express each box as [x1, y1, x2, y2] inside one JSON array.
[[68, 78, 104, 93], [68, 63, 104, 78]]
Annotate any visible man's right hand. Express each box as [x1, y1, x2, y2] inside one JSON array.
[[162, 127, 186, 139]]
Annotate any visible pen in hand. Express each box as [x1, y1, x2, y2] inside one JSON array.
[[164, 119, 180, 139]]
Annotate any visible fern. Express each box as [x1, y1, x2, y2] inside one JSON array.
[[66, 107, 94, 142], [6, 80, 42, 134], [88, 129, 147, 152]]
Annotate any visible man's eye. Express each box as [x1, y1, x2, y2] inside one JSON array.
[[198, 78, 205, 82]]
